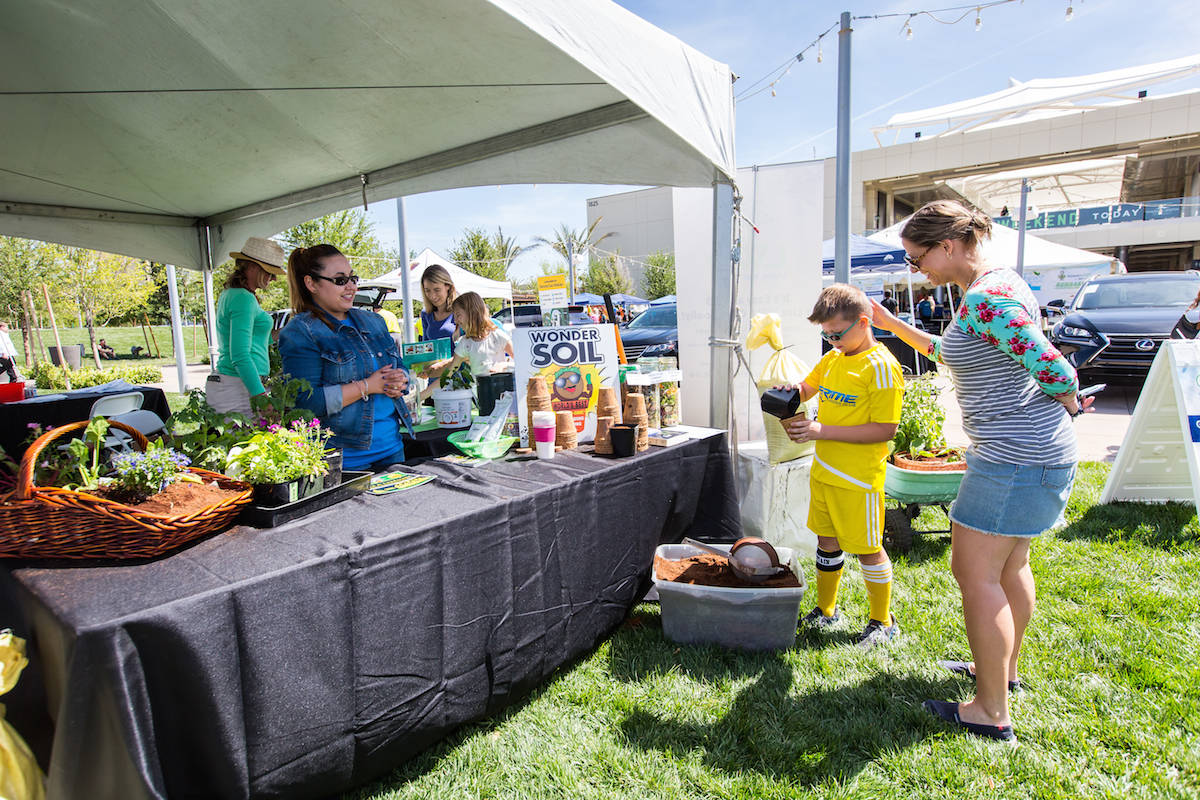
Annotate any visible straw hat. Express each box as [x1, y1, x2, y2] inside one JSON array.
[[229, 236, 286, 275]]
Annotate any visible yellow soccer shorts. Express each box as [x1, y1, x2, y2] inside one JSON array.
[[807, 480, 885, 555]]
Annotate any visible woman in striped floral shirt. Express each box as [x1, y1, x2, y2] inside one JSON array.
[[871, 200, 1092, 745]]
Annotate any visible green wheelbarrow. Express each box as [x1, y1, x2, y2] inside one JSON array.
[[882, 461, 966, 552]]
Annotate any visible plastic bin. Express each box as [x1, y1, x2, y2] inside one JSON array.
[[446, 431, 517, 459], [653, 543, 806, 651]]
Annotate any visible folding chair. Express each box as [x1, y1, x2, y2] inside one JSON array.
[[87, 391, 150, 455]]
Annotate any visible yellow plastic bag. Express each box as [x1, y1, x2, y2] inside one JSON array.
[[747, 314, 815, 465], [1, 630, 45, 800]]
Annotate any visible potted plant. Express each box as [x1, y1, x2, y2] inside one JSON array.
[[224, 419, 331, 506], [432, 362, 475, 429], [889, 375, 966, 472]]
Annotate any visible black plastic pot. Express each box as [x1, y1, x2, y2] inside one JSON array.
[[252, 474, 321, 507], [759, 386, 802, 419], [476, 371, 515, 417], [323, 449, 343, 490], [609, 423, 638, 457]]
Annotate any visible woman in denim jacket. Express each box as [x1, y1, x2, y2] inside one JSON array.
[[279, 244, 414, 471]]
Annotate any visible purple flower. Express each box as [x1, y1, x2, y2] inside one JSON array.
[[26, 422, 41, 430]]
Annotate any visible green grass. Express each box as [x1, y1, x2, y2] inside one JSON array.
[[8, 324, 209, 368], [346, 462, 1200, 800]]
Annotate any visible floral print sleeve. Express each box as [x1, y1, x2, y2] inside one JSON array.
[[958, 276, 1079, 397], [923, 334, 945, 364]]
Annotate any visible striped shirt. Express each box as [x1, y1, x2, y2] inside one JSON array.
[[928, 269, 1077, 466]]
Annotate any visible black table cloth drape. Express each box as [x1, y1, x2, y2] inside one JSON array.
[[0, 385, 171, 460], [0, 432, 740, 799]]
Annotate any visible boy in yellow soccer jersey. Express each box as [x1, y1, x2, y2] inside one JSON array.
[[783, 284, 905, 648]]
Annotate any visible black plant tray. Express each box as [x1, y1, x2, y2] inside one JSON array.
[[240, 471, 373, 528]]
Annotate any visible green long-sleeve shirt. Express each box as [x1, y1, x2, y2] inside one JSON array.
[[215, 287, 271, 396]]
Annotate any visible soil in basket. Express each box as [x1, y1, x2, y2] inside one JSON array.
[[654, 554, 802, 589], [891, 452, 967, 471], [97, 481, 241, 517]]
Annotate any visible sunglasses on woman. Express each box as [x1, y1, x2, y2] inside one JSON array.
[[820, 317, 861, 343], [904, 245, 932, 271], [312, 273, 360, 287]]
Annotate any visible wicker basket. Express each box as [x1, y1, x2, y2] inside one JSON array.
[[0, 420, 253, 560]]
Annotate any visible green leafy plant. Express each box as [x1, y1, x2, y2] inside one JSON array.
[[30, 362, 162, 390], [108, 443, 193, 503], [165, 389, 254, 472], [250, 373, 315, 428], [442, 362, 475, 392], [61, 416, 111, 491], [891, 375, 961, 461], [224, 419, 330, 484]]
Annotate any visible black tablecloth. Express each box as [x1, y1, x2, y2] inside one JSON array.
[[0, 385, 171, 460], [0, 432, 740, 799]]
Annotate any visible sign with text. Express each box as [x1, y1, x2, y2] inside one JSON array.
[[1102, 340, 1200, 510], [537, 274, 568, 326], [513, 325, 619, 445]]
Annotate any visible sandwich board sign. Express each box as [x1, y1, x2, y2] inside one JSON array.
[[1102, 339, 1200, 509]]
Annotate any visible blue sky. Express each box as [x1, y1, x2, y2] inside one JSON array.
[[365, 0, 1200, 281]]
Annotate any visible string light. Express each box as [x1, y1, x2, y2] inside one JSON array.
[[817, 36, 824, 63], [906, 16, 915, 39], [975, 7, 983, 30], [1065, 3, 1074, 21]]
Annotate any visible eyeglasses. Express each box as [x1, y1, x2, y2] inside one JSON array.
[[554, 371, 581, 389], [905, 245, 932, 271], [820, 318, 861, 344], [312, 273, 360, 287]]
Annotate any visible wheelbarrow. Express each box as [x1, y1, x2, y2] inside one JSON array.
[[881, 462, 965, 552]]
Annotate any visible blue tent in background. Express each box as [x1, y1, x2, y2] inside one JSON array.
[[821, 234, 905, 273], [649, 294, 675, 305], [572, 292, 605, 305], [609, 293, 648, 305]]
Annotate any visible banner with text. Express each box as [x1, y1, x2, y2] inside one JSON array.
[[513, 325, 619, 446]]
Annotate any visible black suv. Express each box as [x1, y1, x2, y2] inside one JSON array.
[[1049, 271, 1200, 383]]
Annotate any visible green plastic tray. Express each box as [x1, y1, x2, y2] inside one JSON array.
[[884, 462, 965, 504], [446, 431, 517, 460]]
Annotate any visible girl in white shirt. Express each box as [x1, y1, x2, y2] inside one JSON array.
[[422, 292, 513, 399]]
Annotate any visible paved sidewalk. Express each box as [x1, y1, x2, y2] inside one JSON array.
[[147, 363, 212, 395], [934, 370, 1134, 463]]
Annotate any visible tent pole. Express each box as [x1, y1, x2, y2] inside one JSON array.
[[709, 181, 735, 430], [165, 263, 189, 392], [833, 11, 853, 285], [906, 268, 920, 376], [396, 198, 415, 342], [200, 226, 219, 370], [1015, 178, 1030, 277]]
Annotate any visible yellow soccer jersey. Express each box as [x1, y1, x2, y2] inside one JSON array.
[[804, 343, 904, 491]]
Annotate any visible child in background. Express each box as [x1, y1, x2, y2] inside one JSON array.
[[782, 284, 905, 648], [422, 292, 513, 399]]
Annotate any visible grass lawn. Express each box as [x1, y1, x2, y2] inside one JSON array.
[[347, 462, 1199, 800], [8, 324, 209, 369]]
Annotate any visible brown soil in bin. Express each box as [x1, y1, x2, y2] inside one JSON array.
[[654, 554, 802, 589], [891, 452, 967, 471], [96, 481, 243, 518]]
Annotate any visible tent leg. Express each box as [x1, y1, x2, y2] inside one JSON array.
[[396, 198, 414, 342], [709, 182, 734, 431], [165, 263, 189, 392], [200, 227, 219, 370], [906, 269, 920, 376]]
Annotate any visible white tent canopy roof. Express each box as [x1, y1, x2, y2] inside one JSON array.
[[869, 218, 1122, 273], [359, 248, 513, 301], [873, 53, 1200, 141], [945, 157, 1131, 216], [0, 0, 735, 269]]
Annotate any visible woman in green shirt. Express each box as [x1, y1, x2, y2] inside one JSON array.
[[206, 237, 287, 415]]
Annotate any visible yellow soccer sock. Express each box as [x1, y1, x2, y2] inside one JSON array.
[[860, 559, 893, 624], [815, 548, 844, 617]]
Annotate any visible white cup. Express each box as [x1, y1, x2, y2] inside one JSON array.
[[532, 410, 556, 459]]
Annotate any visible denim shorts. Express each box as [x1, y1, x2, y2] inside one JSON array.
[[948, 452, 1076, 538]]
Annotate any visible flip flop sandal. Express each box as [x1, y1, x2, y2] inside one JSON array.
[[938, 660, 1024, 692], [922, 699, 1018, 744]]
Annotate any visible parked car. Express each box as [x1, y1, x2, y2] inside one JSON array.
[[619, 303, 677, 362], [1049, 271, 1200, 384], [494, 304, 592, 328]]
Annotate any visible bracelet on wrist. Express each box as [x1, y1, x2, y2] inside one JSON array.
[[358, 379, 369, 402]]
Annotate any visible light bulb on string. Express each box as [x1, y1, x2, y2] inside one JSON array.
[[975, 8, 982, 30], [905, 21, 914, 40], [1065, 3, 1074, 20], [816, 37, 823, 63]]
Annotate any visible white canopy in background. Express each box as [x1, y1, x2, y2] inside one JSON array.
[[359, 248, 513, 302], [869, 219, 1124, 304], [0, 0, 735, 269], [873, 53, 1200, 141]]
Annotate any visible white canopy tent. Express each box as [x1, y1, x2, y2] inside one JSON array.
[[869, 219, 1124, 305], [872, 53, 1200, 143], [1, 0, 735, 402], [359, 248, 513, 303]]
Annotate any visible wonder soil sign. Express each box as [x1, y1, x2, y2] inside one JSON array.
[[513, 325, 620, 446]]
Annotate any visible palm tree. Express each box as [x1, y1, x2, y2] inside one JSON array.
[[533, 219, 615, 293]]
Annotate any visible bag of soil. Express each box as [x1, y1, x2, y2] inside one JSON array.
[[746, 313, 815, 464]]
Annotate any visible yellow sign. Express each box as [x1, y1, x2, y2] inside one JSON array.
[[537, 274, 568, 292]]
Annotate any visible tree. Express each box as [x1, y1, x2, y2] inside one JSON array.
[[534, 219, 615, 298], [61, 248, 156, 367], [581, 255, 632, 296], [0, 237, 66, 364], [642, 250, 676, 299], [447, 226, 530, 283]]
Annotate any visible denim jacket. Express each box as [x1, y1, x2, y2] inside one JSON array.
[[278, 307, 414, 451]]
